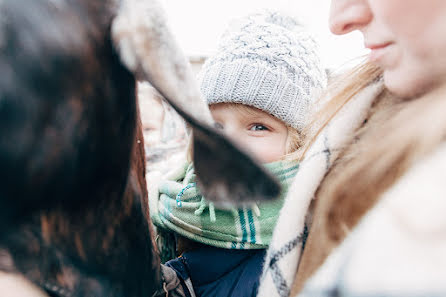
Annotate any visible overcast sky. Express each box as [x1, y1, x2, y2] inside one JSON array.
[[160, 0, 369, 71]]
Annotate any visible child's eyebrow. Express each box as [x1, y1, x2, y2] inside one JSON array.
[[237, 110, 279, 123]]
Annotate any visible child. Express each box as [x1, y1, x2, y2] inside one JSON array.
[[149, 11, 326, 297]]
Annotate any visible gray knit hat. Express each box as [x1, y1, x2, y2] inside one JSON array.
[[198, 11, 327, 130]]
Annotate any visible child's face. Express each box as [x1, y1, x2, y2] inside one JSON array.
[[210, 103, 288, 163]]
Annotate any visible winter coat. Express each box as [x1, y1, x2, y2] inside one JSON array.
[[297, 142, 446, 297], [258, 81, 446, 297], [292, 87, 446, 296], [167, 246, 266, 297], [258, 80, 386, 297]]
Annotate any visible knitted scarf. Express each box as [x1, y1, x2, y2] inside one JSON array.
[[149, 159, 299, 251]]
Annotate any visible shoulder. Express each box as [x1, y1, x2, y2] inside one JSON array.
[[383, 141, 446, 225], [0, 271, 49, 297], [299, 143, 446, 296]]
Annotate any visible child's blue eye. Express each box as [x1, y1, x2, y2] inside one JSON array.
[[250, 124, 268, 131]]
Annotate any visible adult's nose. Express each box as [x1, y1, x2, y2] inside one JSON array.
[[329, 0, 373, 35]]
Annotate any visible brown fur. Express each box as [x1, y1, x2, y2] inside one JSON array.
[[0, 102, 160, 297], [0, 1, 165, 295], [291, 79, 446, 294]]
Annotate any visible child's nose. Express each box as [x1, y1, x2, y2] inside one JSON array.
[[329, 0, 373, 35]]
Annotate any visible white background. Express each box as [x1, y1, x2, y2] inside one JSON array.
[[160, 0, 369, 71]]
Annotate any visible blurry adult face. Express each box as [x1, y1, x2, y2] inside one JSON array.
[[210, 103, 288, 163], [329, 0, 446, 97]]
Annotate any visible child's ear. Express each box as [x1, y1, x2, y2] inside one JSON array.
[[112, 0, 280, 204]]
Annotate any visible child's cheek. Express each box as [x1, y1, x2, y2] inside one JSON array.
[[245, 136, 287, 163]]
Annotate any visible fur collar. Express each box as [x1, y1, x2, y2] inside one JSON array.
[[257, 80, 385, 297]]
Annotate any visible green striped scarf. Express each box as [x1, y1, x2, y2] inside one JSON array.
[[149, 159, 299, 250]]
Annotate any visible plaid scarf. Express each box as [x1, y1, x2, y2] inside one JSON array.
[[149, 159, 299, 251]]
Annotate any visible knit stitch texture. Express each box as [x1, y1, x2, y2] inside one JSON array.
[[198, 11, 327, 130], [149, 159, 299, 250]]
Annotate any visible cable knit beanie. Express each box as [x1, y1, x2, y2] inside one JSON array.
[[198, 11, 327, 130]]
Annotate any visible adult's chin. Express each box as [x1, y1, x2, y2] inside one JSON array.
[[382, 58, 445, 99]]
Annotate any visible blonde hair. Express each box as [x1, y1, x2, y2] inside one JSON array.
[[301, 61, 383, 160], [304, 61, 446, 239], [283, 125, 302, 161]]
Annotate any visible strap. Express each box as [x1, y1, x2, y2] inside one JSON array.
[[152, 265, 196, 297]]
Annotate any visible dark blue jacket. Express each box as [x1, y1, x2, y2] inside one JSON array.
[[166, 246, 266, 297]]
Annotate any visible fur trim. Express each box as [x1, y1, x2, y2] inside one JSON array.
[[291, 83, 446, 295], [298, 142, 446, 296], [257, 80, 384, 297]]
